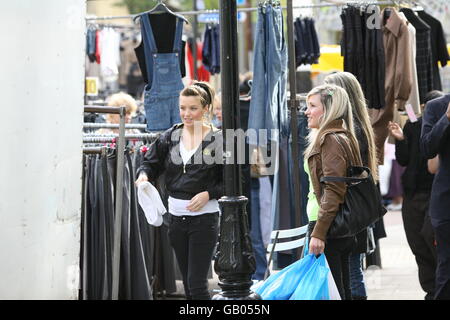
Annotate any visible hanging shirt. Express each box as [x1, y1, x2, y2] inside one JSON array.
[[398, 12, 421, 115], [95, 29, 101, 64], [417, 10, 450, 90], [400, 8, 434, 105], [186, 40, 210, 82], [100, 27, 121, 80], [370, 8, 412, 165]]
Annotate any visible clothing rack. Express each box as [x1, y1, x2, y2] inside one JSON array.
[[83, 123, 148, 130], [83, 133, 160, 143], [85, 1, 413, 21], [82, 146, 108, 154], [83, 105, 126, 300]]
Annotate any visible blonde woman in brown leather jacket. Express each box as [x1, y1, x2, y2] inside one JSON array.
[[304, 84, 363, 300]]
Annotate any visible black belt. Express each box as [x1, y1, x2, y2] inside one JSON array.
[[168, 191, 197, 200], [168, 212, 218, 222]]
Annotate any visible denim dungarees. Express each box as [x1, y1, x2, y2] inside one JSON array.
[[141, 14, 185, 131]]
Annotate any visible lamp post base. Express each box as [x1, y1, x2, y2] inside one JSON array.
[[213, 196, 260, 300]]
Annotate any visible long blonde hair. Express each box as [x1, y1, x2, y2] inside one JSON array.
[[304, 84, 361, 164], [324, 72, 378, 180]]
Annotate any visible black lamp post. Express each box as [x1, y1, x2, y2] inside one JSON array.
[[212, 0, 259, 300]]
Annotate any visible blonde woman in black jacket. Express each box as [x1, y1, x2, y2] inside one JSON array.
[[135, 82, 223, 300]]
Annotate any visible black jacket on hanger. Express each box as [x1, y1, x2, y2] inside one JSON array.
[[417, 10, 449, 90], [400, 8, 434, 103]]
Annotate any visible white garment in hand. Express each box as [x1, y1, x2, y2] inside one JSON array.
[[137, 182, 167, 226]]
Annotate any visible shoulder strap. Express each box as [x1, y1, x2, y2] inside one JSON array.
[[319, 133, 368, 184], [331, 132, 362, 167], [333, 132, 353, 166], [320, 174, 366, 184]]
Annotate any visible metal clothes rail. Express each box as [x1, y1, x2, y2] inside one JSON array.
[[83, 133, 160, 143], [83, 123, 148, 130], [85, 1, 411, 21], [83, 105, 126, 301]]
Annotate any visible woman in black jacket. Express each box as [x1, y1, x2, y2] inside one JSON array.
[[388, 90, 443, 300], [135, 81, 223, 300]]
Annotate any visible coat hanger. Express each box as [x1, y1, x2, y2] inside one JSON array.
[[133, 0, 189, 24], [411, 1, 424, 12]]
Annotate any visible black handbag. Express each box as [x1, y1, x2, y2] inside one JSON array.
[[320, 134, 387, 239]]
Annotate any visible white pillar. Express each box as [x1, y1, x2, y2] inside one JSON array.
[[0, 0, 85, 299]]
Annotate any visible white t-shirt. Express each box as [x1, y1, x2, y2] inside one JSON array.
[[168, 140, 220, 216]]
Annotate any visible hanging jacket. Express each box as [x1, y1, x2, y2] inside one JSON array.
[[137, 123, 224, 201]]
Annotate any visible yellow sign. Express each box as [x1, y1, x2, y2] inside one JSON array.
[[311, 45, 344, 72], [85, 77, 98, 96]]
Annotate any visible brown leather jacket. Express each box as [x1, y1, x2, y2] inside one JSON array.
[[306, 120, 362, 241]]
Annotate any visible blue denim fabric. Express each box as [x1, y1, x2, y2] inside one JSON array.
[[249, 178, 268, 280], [272, 104, 310, 269], [202, 26, 212, 72], [248, 5, 287, 144], [202, 25, 221, 75], [86, 28, 96, 62], [141, 14, 184, 131], [212, 25, 221, 74], [266, 6, 288, 137], [248, 6, 267, 146], [349, 253, 367, 298]]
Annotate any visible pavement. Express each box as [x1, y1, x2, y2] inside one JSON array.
[[170, 209, 426, 300], [365, 209, 425, 300]]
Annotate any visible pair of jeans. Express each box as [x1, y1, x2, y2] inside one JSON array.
[[349, 253, 367, 298], [141, 14, 184, 131], [202, 24, 220, 75], [249, 178, 268, 280], [325, 237, 355, 300], [248, 4, 288, 144], [167, 212, 219, 300]]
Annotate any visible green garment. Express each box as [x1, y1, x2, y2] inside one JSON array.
[[304, 160, 319, 222]]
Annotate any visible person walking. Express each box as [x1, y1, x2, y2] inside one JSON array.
[[388, 90, 443, 299], [304, 84, 362, 300], [135, 81, 223, 300], [420, 92, 450, 300], [324, 72, 379, 300]]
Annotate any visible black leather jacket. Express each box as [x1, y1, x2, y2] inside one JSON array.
[[137, 124, 224, 200]]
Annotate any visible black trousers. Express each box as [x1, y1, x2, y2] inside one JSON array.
[[431, 219, 450, 300], [402, 193, 437, 299], [325, 236, 355, 300], [167, 212, 219, 300]]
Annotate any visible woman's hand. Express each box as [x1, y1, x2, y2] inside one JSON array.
[[135, 172, 149, 186], [187, 191, 210, 212], [388, 121, 404, 141], [309, 237, 325, 256]]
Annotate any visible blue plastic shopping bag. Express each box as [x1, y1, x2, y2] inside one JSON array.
[[289, 253, 330, 300], [254, 254, 316, 300]]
